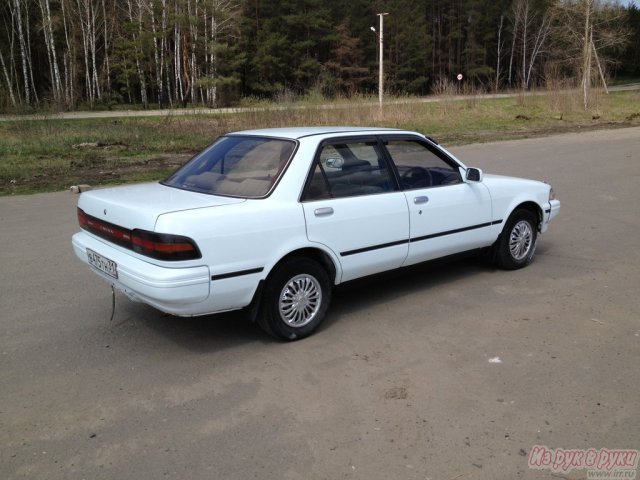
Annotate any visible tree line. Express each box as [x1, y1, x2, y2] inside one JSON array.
[[1, 0, 638, 110]]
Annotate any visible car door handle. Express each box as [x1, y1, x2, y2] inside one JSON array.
[[314, 207, 334, 217], [413, 196, 429, 204]]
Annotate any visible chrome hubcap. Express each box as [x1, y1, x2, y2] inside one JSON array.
[[509, 220, 534, 261], [279, 274, 322, 327]]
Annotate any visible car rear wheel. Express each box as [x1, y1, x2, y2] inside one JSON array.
[[494, 209, 538, 270], [258, 258, 331, 341]]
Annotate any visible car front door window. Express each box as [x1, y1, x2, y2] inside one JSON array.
[[385, 140, 462, 189]]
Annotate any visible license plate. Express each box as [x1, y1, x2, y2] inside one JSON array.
[[87, 249, 118, 279]]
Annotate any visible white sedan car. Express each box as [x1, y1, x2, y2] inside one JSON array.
[[72, 127, 560, 340]]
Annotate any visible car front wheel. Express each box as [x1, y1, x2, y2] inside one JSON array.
[[259, 258, 332, 341], [494, 209, 538, 270]]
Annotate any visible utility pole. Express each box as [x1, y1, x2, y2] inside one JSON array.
[[373, 13, 389, 107]]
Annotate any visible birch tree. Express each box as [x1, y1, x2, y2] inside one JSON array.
[[551, 0, 629, 108], [0, 48, 17, 107], [76, 0, 102, 103], [524, 11, 550, 89], [508, 0, 522, 87], [174, 0, 184, 104], [39, 0, 63, 102], [507, 0, 551, 89], [201, 0, 240, 106], [102, 0, 114, 95], [149, 0, 162, 106], [496, 15, 504, 90], [10, 0, 32, 105], [60, 0, 75, 105]]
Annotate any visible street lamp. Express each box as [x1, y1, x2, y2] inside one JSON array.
[[371, 13, 388, 107]]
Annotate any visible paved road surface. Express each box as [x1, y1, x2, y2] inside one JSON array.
[[1, 128, 639, 479]]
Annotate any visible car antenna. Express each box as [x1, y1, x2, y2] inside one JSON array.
[[109, 285, 116, 322]]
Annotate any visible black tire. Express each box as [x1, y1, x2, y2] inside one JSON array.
[[258, 257, 332, 341], [494, 209, 538, 270]]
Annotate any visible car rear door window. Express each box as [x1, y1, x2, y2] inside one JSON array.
[[303, 141, 395, 200]]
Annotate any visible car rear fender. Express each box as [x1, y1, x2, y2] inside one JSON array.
[[246, 246, 340, 323], [261, 245, 341, 287]]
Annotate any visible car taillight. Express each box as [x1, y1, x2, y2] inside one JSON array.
[[78, 208, 201, 261], [78, 208, 132, 248], [131, 230, 201, 261]]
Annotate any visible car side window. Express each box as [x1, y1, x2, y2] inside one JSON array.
[[386, 140, 461, 190], [304, 141, 395, 200]]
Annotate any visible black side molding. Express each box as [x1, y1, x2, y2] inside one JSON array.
[[410, 220, 503, 243], [211, 267, 264, 281], [341, 239, 410, 257], [339, 220, 504, 257]]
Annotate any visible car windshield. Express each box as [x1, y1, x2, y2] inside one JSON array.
[[162, 136, 296, 198]]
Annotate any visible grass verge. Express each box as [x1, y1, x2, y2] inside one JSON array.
[[1, 89, 639, 196]]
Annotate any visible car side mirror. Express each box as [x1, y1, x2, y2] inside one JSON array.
[[466, 167, 483, 182]]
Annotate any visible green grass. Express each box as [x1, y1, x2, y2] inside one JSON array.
[[1, 89, 639, 195]]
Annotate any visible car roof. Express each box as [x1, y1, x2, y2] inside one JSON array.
[[227, 126, 411, 140]]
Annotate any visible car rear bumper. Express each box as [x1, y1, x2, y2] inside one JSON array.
[[72, 231, 210, 315]]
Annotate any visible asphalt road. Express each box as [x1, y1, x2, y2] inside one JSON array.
[[1, 128, 639, 479]]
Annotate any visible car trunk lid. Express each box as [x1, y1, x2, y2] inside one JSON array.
[[78, 182, 245, 231]]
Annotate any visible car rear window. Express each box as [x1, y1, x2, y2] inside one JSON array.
[[163, 136, 296, 198]]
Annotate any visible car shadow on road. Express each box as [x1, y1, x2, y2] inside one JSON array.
[[121, 251, 506, 351], [127, 305, 269, 351], [324, 255, 493, 326]]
